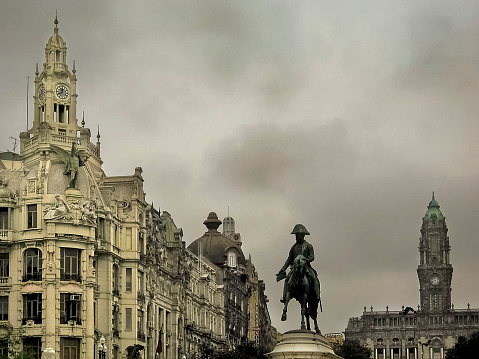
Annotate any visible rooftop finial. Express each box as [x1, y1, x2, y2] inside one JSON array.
[[54, 11, 59, 33], [97, 125, 101, 140], [81, 111, 85, 128], [432, 191, 435, 201]]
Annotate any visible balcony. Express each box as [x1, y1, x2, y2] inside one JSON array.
[[0, 277, 10, 286], [22, 272, 42, 282], [60, 316, 82, 325], [60, 273, 82, 282], [22, 316, 42, 325]]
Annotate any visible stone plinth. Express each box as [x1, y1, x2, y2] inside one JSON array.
[[267, 330, 343, 359]]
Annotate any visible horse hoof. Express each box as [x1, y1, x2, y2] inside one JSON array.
[[281, 314, 287, 321]]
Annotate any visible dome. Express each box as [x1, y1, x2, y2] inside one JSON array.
[[188, 212, 246, 267], [44, 16, 67, 65], [424, 192, 444, 221]]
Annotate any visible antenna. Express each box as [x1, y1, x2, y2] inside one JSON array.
[[26, 77, 29, 131]]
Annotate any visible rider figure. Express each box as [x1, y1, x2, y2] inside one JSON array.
[[276, 224, 321, 304]]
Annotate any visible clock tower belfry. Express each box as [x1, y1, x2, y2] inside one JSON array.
[[417, 193, 453, 313], [32, 16, 78, 138]]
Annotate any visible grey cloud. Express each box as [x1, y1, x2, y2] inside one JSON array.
[[209, 120, 357, 193]]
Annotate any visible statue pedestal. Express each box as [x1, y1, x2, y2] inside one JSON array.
[[266, 330, 343, 359], [65, 188, 82, 200]]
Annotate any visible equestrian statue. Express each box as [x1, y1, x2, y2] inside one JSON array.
[[276, 224, 322, 334]]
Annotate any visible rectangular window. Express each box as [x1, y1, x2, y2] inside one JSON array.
[[23, 337, 41, 359], [60, 248, 81, 281], [23, 248, 42, 281], [0, 296, 8, 320], [27, 204, 37, 228], [138, 232, 144, 254], [114, 224, 119, 247], [0, 253, 8, 279], [408, 348, 416, 359], [137, 309, 144, 339], [60, 338, 80, 359], [97, 217, 105, 240], [377, 348, 384, 359], [113, 265, 119, 294], [126, 268, 132, 292], [113, 306, 119, 333], [23, 293, 42, 324], [60, 293, 81, 324], [0, 339, 7, 357], [0, 207, 7, 231], [392, 348, 400, 359], [138, 271, 143, 293], [126, 308, 132, 330]]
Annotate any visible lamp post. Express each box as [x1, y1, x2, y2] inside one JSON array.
[[98, 336, 107, 359], [418, 340, 431, 359], [42, 343, 55, 359]]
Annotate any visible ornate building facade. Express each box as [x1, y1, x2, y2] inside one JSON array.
[[187, 213, 276, 353], [345, 194, 479, 359], [245, 257, 276, 352], [0, 18, 226, 359]]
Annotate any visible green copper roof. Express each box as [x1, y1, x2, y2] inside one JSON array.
[[424, 192, 444, 220]]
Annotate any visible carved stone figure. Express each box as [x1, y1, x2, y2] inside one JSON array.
[[81, 200, 97, 224], [44, 194, 70, 220], [276, 224, 321, 333]]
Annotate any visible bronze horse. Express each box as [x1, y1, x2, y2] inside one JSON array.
[[281, 254, 320, 333]]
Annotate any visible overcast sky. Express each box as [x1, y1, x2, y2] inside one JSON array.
[[2, 1, 479, 336]]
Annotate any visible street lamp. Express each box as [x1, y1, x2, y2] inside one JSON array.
[[43, 343, 55, 359], [99, 336, 107, 359], [418, 340, 431, 359]]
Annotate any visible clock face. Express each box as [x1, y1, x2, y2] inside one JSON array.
[[430, 276, 440, 286], [55, 84, 69, 99], [38, 85, 46, 101]]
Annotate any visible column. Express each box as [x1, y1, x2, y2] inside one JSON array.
[[45, 240, 56, 351], [85, 283, 95, 359]]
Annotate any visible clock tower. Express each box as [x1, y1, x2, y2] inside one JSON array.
[[20, 16, 101, 173], [32, 15, 78, 140], [417, 193, 453, 313]]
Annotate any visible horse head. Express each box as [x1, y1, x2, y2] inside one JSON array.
[[292, 254, 307, 279]]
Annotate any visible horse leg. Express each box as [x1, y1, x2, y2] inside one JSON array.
[[305, 306, 311, 331], [314, 316, 321, 335], [281, 292, 291, 321], [300, 291, 308, 330]]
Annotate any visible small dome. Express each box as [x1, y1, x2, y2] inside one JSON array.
[[424, 192, 444, 221], [188, 212, 246, 267]]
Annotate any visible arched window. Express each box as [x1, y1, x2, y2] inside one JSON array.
[[23, 248, 42, 281], [227, 251, 237, 268]]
